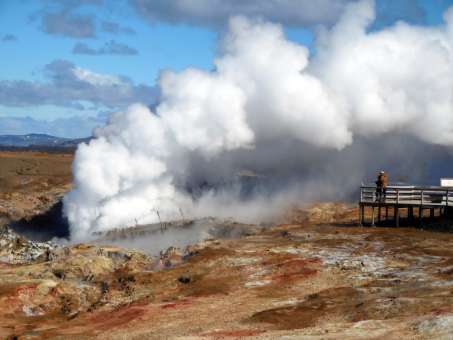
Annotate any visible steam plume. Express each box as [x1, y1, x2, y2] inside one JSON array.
[[64, 0, 453, 240]]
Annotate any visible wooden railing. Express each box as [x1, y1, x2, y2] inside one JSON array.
[[360, 185, 453, 206]]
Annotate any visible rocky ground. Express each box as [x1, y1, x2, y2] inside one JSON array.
[[2, 151, 453, 339], [0, 151, 72, 224]]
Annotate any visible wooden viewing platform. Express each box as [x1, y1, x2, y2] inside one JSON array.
[[359, 185, 453, 227]]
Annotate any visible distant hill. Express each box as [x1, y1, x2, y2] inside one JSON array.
[[0, 133, 90, 148]]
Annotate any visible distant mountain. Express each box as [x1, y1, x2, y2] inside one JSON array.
[[0, 133, 90, 148], [58, 136, 92, 147]]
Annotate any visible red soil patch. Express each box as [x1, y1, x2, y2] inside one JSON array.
[[273, 268, 318, 282], [14, 284, 37, 296], [161, 299, 192, 309], [89, 304, 147, 331], [431, 307, 453, 316], [1, 284, 38, 313], [0, 283, 35, 297], [272, 258, 320, 282], [261, 253, 296, 266]]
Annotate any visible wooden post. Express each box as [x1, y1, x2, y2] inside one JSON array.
[[420, 189, 424, 228], [371, 207, 375, 227], [393, 206, 397, 226], [447, 189, 449, 209], [385, 207, 389, 220], [409, 207, 414, 224], [362, 205, 365, 226], [378, 206, 382, 224], [446, 190, 450, 218], [430, 208, 435, 219], [419, 207, 423, 227], [396, 207, 400, 227], [359, 204, 363, 226]]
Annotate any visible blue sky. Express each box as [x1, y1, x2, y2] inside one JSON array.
[[0, 0, 452, 137]]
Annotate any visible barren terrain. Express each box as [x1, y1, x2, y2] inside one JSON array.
[[0, 151, 72, 224], [1, 151, 453, 339]]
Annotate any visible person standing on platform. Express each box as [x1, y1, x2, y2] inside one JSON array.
[[375, 170, 388, 202]]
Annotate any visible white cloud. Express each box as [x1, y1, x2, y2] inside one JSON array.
[[72, 67, 124, 86], [0, 60, 157, 109]]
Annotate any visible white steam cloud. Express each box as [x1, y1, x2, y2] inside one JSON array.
[[64, 0, 453, 240]]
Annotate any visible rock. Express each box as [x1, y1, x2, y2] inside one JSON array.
[[0, 226, 60, 264], [178, 275, 192, 284], [36, 280, 58, 295]]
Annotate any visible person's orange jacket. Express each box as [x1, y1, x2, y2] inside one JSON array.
[[378, 174, 388, 188]]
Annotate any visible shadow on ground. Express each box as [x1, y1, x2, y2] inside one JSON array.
[[9, 200, 70, 241]]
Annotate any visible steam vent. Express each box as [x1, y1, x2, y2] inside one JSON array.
[[3, 0, 453, 338]]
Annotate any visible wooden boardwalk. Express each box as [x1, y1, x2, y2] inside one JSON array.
[[359, 185, 453, 227]]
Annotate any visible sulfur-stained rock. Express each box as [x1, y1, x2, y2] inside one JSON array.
[[36, 279, 58, 295]]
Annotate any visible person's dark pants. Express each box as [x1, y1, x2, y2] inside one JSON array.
[[376, 187, 386, 201]]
